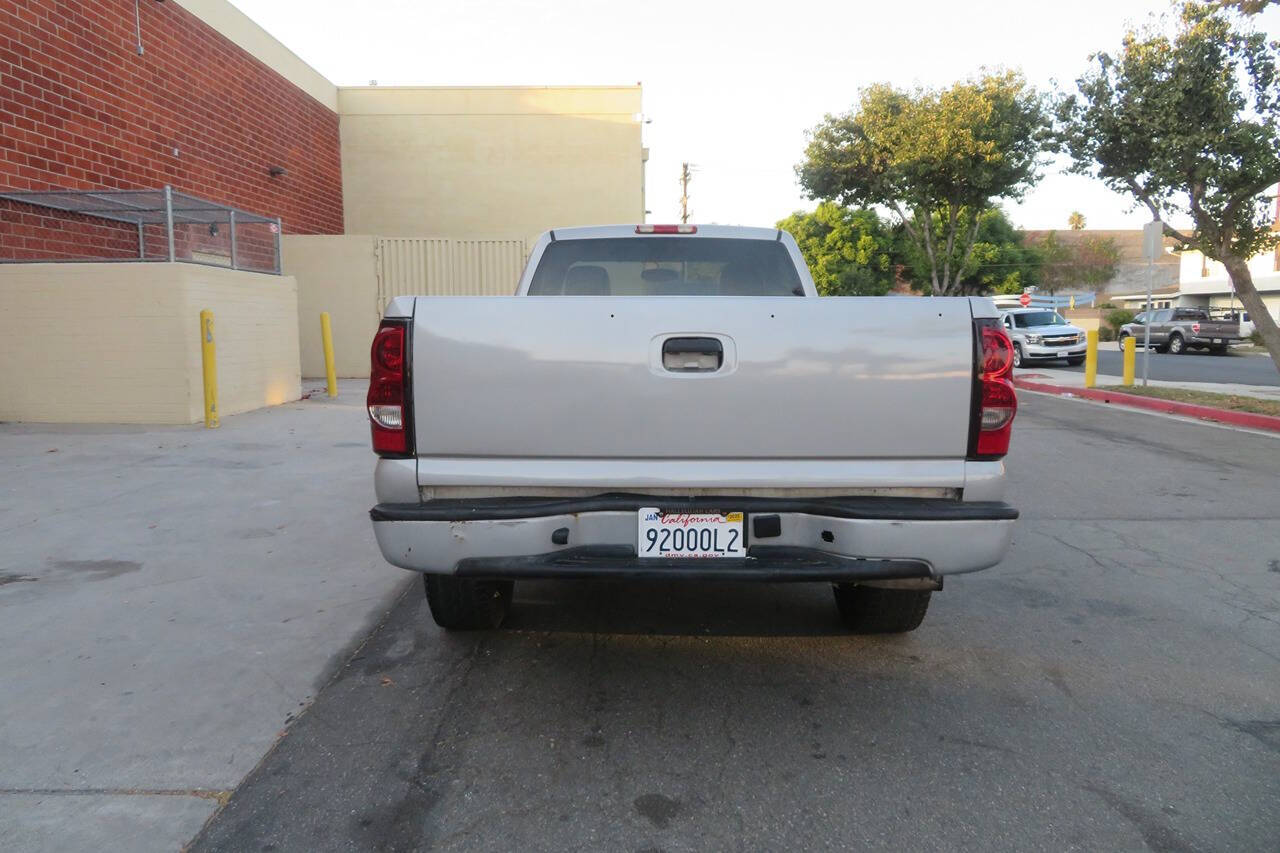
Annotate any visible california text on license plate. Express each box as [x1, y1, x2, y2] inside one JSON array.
[[638, 508, 745, 558]]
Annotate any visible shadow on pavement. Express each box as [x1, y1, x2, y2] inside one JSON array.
[[503, 578, 851, 637]]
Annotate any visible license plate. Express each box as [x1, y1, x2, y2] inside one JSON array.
[[1213, 338, 1222, 344], [638, 508, 745, 558]]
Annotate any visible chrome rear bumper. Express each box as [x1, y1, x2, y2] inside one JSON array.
[[370, 495, 1017, 580]]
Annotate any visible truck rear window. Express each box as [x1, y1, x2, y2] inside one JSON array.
[[527, 237, 804, 296]]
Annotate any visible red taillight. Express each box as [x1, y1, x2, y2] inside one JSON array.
[[368, 321, 412, 456], [636, 224, 696, 234], [1191, 322, 1200, 334], [975, 378, 1016, 456], [970, 319, 1017, 459], [980, 326, 1014, 376]]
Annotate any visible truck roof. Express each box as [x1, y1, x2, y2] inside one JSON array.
[[546, 224, 783, 241]]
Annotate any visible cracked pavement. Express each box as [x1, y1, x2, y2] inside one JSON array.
[[189, 394, 1280, 852]]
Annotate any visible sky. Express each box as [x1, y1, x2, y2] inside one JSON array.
[[227, 0, 1280, 231]]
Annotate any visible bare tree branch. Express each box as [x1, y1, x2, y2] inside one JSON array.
[[888, 200, 919, 241], [941, 203, 958, 293], [916, 208, 941, 294], [950, 214, 984, 294]]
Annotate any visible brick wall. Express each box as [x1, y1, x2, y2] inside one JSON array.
[[0, 0, 343, 260]]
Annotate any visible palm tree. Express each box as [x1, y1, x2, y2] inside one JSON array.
[[1068, 211, 1086, 230]]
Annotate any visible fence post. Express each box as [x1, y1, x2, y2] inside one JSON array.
[[229, 210, 238, 270], [163, 185, 175, 262], [274, 216, 283, 274], [1122, 335, 1136, 386], [320, 312, 338, 398], [1084, 330, 1099, 389], [200, 309, 219, 428]]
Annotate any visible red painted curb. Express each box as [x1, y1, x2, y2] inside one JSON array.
[[1012, 377, 1280, 433]]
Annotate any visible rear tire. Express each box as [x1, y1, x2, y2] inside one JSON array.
[[424, 574, 513, 630], [1012, 343, 1024, 369], [833, 584, 931, 634], [1168, 333, 1185, 355]]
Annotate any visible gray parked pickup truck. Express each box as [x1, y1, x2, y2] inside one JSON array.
[[1118, 307, 1242, 354], [367, 225, 1020, 634]]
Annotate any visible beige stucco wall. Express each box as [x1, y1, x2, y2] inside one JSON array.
[[174, 0, 338, 110], [339, 86, 645, 240], [284, 234, 381, 378], [1209, 292, 1280, 322], [0, 263, 300, 424]]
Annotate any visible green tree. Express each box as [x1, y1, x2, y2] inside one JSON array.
[[897, 208, 1043, 295], [1074, 234, 1122, 287], [797, 71, 1052, 295], [777, 203, 895, 296], [1058, 2, 1280, 372], [1035, 231, 1121, 292]]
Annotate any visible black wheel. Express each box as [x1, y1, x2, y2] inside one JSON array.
[[1117, 334, 1129, 351], [1012, 343, 1024, 368], [1168, 333, 1185, 355], [833, 584, 931, 634], [423, 574, 513, 630], [1066, 356, 1085, 366]]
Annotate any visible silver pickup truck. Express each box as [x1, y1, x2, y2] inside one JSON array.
[[368, 225, 1019, 634]]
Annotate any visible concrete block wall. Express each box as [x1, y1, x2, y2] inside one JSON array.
[[179, 264, 301, 422], [0, 262, 300, 423]]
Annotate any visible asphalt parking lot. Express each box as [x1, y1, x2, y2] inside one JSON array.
[[1052, 347, 1280, 386], [194, 394, 1278, 852], [3, 387, 1278, 852]]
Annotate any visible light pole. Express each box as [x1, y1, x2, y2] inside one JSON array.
[[1141, 219, 1163, 387]]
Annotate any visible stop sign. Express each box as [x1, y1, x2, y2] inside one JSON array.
[[1019, 292, 1031, 307]]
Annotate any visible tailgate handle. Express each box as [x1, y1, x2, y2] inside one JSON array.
[[662, 337, 723, 372]]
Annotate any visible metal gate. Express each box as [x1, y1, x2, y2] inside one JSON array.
[[375, 238, 528, 309]]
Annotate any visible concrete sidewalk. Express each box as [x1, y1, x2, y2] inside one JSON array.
[[0, 380, 408, 852], [1017, 366, 1280, 400]]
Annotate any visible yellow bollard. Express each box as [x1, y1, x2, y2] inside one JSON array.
[[320, 312, 338, 398], [1122, 335, 1136, 386], [1084, 329, 1098, 389], [200, 309, 219, 428]]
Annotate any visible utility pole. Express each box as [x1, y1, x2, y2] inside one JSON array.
[[1141, 219, 1163, 387], [679, 162, 692, 224]]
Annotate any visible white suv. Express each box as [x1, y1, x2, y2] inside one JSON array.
[[1000, 308, 1087, 368]]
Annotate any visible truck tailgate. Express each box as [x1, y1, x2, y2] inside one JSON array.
[[1197, 320, 1239, 337], [410, 296, 974, 462]]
